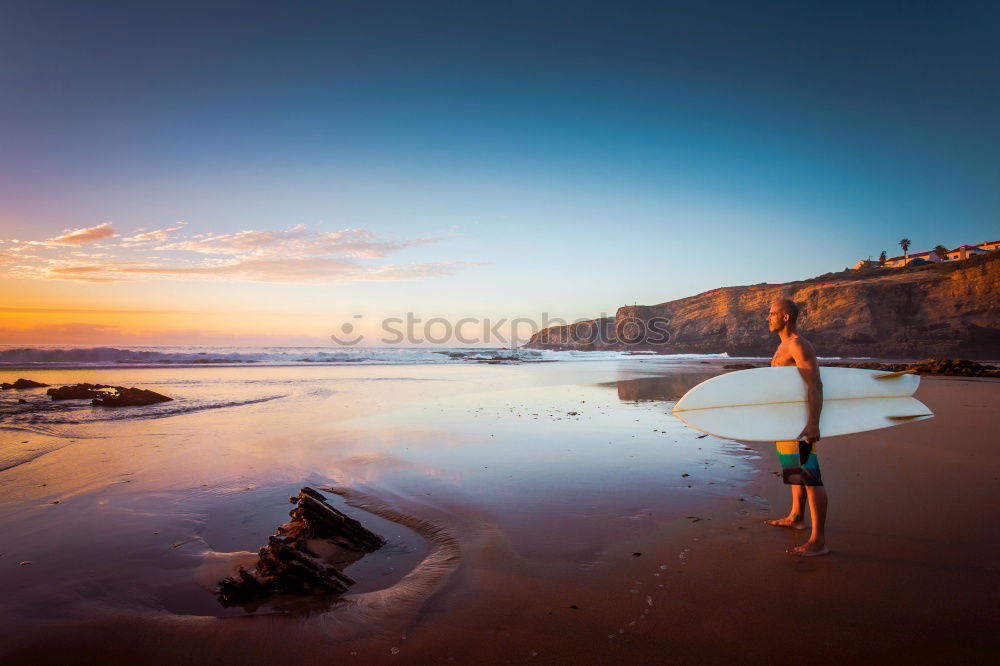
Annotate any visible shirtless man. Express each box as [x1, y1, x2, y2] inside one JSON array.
[[764, 298, 829, 556]]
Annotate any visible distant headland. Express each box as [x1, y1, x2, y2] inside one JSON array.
[[524, 251, 1000, 359]]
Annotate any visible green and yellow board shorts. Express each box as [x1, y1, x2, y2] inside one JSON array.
[[775, 441, 823, 486]]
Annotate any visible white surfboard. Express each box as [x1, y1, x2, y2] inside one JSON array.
[[671, 367, 933, 442]]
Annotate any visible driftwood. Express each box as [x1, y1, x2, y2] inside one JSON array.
[[217, 487, 385, 607], [46, 383, 173, 406]]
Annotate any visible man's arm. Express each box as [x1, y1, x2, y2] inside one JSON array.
[[790, 339, 823, 444]]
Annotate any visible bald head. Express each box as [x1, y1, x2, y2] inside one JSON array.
[[767, 299, 799, 333], [773, 299, 799, 322]]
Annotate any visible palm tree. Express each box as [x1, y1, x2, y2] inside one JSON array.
[[899, 238, 911, 264], [933, 244, 949, 262], [878, 250, 887, 266]]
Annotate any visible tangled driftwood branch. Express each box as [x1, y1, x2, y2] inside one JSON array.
[[218, 487, 385, 606]]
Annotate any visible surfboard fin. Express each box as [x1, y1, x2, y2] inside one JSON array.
[[874, 370, 915, 380]]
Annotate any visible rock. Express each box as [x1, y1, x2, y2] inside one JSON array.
[[0, 378, 50, 389], [217, 487, 385, 607], [822, 358, 993, 377], [47, 383, 114, 400], [91, 387, 173, 407], [906, 358, 991, 376], [18, 399, 27, 404], [524, 252, 1000, 358], [722, 364, 760, 370], [46, 383, 172, 406]]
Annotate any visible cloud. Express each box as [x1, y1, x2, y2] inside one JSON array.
[[0, 322, 125, 343], [162, 226, 435, 258], [2, 222, 473, 285], [0, 323, 335, 345], [120, 221, 188, 245], [40, 257, 477, 284], [365, 261, 481, 280], [0, 306, 199, 315], [41, 222, 117, 246]]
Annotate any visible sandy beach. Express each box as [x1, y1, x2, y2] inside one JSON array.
[[1, 359, 998, 665]]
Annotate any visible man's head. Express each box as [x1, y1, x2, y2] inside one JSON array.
[[767, 298, 799, 333]]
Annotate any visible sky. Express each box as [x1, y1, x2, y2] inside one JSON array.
[[1, 0, 998, 346]]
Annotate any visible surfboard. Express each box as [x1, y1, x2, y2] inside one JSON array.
[[671, 367, 933, 442]]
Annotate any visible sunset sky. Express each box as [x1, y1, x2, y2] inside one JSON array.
[[2, 1, 998, 345]]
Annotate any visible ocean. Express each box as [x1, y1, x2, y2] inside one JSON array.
[[0, 345, 731, 368]]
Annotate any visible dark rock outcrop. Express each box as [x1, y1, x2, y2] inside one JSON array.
[[525, 252, 1000, 359], [823, 358, 997, 377], [91, 387, 174, 406], [0, 378, 49, 389], [217, 487, 385, 607], [46, 383, 173, 406]]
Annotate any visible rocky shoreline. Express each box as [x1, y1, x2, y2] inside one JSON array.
[[720, 358, 999, 377], [2, 379, 173, 406]]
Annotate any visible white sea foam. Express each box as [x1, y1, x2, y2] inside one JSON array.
[[0, 345, 731, 368]]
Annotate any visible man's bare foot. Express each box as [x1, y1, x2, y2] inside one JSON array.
[[787, 541, 830, 557], [764, 516, 806, 530]]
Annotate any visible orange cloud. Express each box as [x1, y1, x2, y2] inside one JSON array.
[[39, 257, 477, 284], [2, 222, 472, 285], [42, 222, 117, 246], [0, 322, 330, 345], [162, 226, 435, 258], [120, 221, 188, 245]]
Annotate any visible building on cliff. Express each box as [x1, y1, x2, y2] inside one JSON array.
[[854, 241, 997, 269]]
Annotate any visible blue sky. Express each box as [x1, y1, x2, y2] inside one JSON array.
[[1, 1, 997, 344]]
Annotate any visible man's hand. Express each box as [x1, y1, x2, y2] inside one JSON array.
[[798, 423, 821, 444]]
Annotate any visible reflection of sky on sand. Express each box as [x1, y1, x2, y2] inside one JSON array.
[[319, 371, 755, 564], [0, 360, 759, 626], [607, 372, 719, 402]]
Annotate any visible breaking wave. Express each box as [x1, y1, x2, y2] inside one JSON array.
[[0, 345, 731, 369]]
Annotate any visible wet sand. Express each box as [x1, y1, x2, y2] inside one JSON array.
[[1, 362, 997, 664]]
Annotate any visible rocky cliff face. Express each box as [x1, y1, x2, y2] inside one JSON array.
[[525, 253, 1000, 359]]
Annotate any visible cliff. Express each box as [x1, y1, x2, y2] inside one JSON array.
[[525, 252, 1000, 359]]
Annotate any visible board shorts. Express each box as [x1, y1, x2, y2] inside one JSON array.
[[775, 441, 823, 486]]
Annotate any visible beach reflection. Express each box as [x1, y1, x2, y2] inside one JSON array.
[[608, 373, 719, 402], [0, 360, 753, 631]]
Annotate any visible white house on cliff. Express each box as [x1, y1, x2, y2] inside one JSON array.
[[852, 241, 999, 270]]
